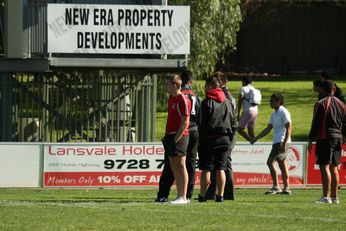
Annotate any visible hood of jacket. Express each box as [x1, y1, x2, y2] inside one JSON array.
[[206, 88, 226, 103]]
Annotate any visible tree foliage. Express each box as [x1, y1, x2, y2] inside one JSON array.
[[169, 0, 242, 78]]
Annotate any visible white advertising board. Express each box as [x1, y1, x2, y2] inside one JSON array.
[[0, 144, 41, 187], [232, 143, 305, 187], [43, 142, 305, 188], [43, 143, 166, 187], [47, 4, 190, 54]]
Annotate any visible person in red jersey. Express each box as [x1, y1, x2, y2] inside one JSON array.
[[156, 70, 200, 203], [160, 74, 191, 204]]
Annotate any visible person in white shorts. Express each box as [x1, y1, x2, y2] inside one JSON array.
[[237, 77, 259, 141], [251, 93, 292, 195]]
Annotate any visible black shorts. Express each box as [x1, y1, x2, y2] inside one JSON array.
[[269, 142, 289, 161], [198, 136, 231, 171], [315, 138, 342, 165], [162, 134, 189, 157]]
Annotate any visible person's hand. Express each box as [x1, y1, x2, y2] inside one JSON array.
[[174, 135, 179, 143], [308, 141, 313, 152], [279, 142, 287, 153]]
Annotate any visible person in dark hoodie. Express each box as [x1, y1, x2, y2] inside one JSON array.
[[198, 76, 235, 202], [205, 71, 236, 200]]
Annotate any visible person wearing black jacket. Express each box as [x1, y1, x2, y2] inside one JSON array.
[[308, 80, 346, 204], [198, 76, 235, 202], [205, 72, 236, 200], [155, 70, 200, 203]]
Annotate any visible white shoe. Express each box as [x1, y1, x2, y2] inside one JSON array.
[[186, 198, 191, 204], [331, 197, 340, 204], [265, 186, 282, 195], [315, 196, 332, 204], [171, 197, 188, 205]]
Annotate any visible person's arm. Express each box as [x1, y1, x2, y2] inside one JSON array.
[[251, 124, 273, 144], [308, 103, 323, 151], [175, 95, 190, 142], [280, 122, 292, 153], [237, 94, 243, 121], [342, 107, 346, 143], [175, 115, 189, 143]]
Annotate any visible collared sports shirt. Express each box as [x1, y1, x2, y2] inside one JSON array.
[[166, 93, 191, 136]]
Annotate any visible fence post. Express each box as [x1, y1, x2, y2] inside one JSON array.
[[0, 73, 14, 141]]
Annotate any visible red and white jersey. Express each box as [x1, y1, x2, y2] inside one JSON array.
[[166, 93, 190, 135]]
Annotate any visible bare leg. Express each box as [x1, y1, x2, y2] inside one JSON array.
[[277, 159, 289, 189], [319, 164, 331, 197], [169, 156, 188, 199], [200, 170, 211, 197], [248, 127, 255, 140], [267, 156, 278, 187], [237, 127, 252, 141], [329, 164, 339, 198], [215, 170, 226, 196]]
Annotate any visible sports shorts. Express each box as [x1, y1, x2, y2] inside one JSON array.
[[162, 134, 189, 157], [269, 142, 289, 161], [238, 109, 258, 129], [198, 136, 231, 171], [315, 138, 342, 165]]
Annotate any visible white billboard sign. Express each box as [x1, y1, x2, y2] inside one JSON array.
[[47, 4, 190, 54], [232, 143, 305, 186], [43, 143, 166, 187], [0, 144, 41, 187]]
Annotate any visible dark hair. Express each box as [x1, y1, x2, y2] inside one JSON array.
[[313, 80, 322, 87], [243, 76, 252, 85], [271, 93, 284, 105], [321, 71, 331, 80], [205, 76, 220, 88], [322, 80, 335, 95], [181, 70, 193, 85]]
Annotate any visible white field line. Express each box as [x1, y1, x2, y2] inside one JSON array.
[[0, 200, 344, 223]]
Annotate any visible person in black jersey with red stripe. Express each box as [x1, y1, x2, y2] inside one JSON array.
[[320, 71, 345, 103], [180, 70, 201, 200], [308, 80, 346, 204]]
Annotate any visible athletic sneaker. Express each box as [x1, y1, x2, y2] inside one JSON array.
[[315, 196, 332, 204], [331, 197, 340, 204], [215, 195, 224, 202], [186, 198, 191, 204], [198, 195, 207, 202], [155, 197, 168, 203], [265, 186, 282, 195], [281, 188, 292, 195], [171, 197, 188, 205]]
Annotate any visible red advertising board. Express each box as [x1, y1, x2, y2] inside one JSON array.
[[306, 144, 346, 185]]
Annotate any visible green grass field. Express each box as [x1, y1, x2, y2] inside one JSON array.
[[0, 188, 345, 230], [155, 76, 346, 142]]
